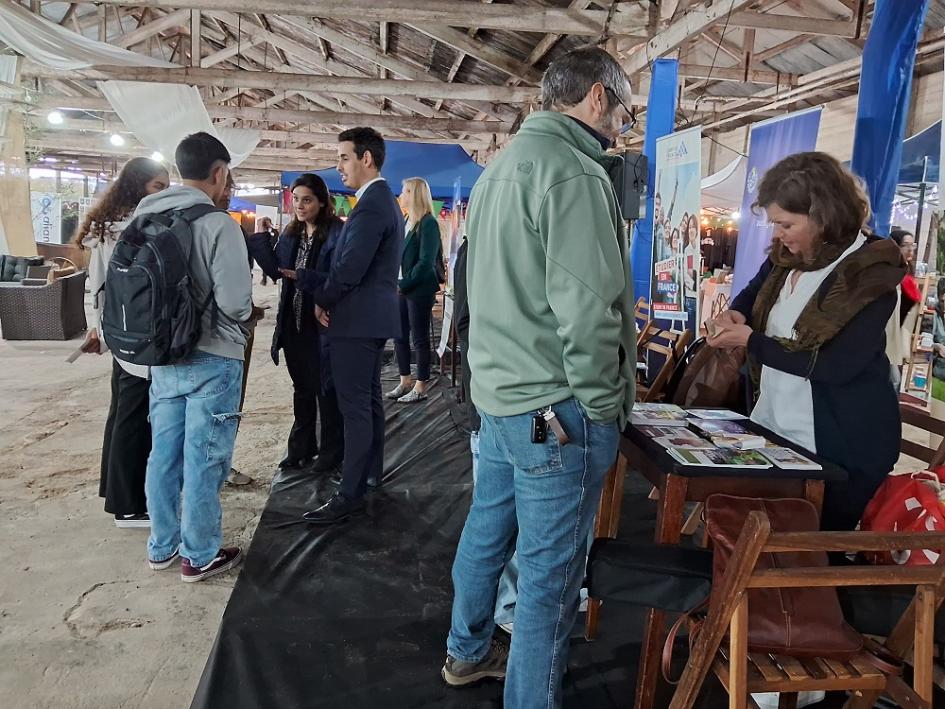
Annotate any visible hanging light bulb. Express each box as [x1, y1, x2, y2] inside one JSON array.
[[109, 133, 126, 147], [731, 211, 741, 221], [150, 151, 164, 162], [46, 111, 64, 125]]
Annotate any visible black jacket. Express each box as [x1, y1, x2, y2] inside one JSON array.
[[731, 244, 900, 529], [454, 237, 480, 432], [248, 220, 342, 365], [307, 180, 404, 339]]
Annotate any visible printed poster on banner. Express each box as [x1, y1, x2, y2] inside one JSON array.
[[651, 126, 702, 324], [30, 192, 61, 244]]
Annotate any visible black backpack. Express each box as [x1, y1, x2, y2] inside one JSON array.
[[102, 204, 222, 366]]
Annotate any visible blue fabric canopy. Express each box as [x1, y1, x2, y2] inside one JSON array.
[[281, 140, 484, 201], [899, 120, 940, 184]]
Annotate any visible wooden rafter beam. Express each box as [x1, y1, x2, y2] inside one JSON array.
[[678, 63, 795, 85], [200, 35, 266, 68], [190, 10, 202, 67], [32, 95, 511, 134], [754, 34, 814, 64], [40, 118, 490, 149], [274, 16, 517, 121], [111, 8, 190, 49], [701, 29, 742, 62], [94, 0, 651, 37], [625, 0, 755, 74], [727, 11, 856, 37], [406, 24, 543, 85]]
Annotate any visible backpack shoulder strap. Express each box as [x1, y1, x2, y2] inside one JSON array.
[[176, 203, 225, 223]]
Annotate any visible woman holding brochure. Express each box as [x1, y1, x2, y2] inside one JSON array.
[[708, 152, 905, 532]]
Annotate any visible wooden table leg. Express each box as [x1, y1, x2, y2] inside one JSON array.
[[803, 479, 825, 520], [634, 474, 688, 709]]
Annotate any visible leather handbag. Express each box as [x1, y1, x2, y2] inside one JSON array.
[[705, 494, 863, 658], [667, 337, 746, 413]]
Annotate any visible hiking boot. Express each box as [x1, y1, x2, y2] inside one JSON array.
[[180, 547, 242, 583], [148, 547, 180, 571], [115, 513, 150, 528], [441, 637, 510, 687]]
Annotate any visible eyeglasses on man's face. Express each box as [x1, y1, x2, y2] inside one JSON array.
[[605, 86, 637, 135]]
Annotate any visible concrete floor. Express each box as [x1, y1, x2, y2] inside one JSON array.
[[0, 280, 285, 709]]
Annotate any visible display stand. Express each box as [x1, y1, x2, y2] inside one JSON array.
[[903, 273, 936, 408]]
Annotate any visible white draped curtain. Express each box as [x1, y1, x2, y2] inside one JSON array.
[[0, 0, 259, 167]]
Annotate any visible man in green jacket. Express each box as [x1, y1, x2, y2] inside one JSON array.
[[442, 47, 636, 707]]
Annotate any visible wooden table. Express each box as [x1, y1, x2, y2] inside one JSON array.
[[585, 421, 849, 709]]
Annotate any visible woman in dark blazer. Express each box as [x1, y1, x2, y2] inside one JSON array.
[[248, 173, 344, 473], [708, 152, 906, 531], [387, 177, 443, 403]]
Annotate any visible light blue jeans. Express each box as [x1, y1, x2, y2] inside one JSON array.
[[145, 353, 243, 567], [470, 431, 518, 627], [449, 398, 618, 709]]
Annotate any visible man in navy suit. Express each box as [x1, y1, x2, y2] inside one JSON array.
[[301, 127, 404, 525]]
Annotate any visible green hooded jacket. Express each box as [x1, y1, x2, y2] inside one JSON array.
[[466, 111, 636, 425]]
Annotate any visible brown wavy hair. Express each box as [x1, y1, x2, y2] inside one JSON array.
[[752, 151, 871, 270], [74, 157, 169, 247]]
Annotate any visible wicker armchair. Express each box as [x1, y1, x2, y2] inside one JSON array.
[[0, 271, 88, 340]]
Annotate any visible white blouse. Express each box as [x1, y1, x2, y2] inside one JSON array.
[[750, 233, 866, 452]]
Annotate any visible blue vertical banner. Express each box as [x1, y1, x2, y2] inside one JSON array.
[[651, 126, 703, 329], [850, 0, 930, 236], [731, 108, 823, 297], [630, 58, 678, 308]]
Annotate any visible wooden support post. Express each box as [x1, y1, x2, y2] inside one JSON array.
[[729, 594, 749, 709], [914, 584, 935, 703]]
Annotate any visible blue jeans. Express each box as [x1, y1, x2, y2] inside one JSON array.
[[449, 398, 618, 709], [146, 353, 243, 567], [470, 431, 518, 626]]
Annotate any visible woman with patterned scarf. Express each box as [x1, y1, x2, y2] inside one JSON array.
[[709, 152, 906, 531], [250, 173, 345, 474]]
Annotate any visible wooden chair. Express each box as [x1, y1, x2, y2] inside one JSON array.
[[899, 401, 945, 469], [634, 296, 651, 326], [637, 325, 692, 403], [669, 511, 945, 709]]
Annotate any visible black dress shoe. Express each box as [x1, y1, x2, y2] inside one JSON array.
[[279, 456, 313, 471], [329, 471, 381, 489], [302, 493, 366, 525], [311, 455, 342, 473]]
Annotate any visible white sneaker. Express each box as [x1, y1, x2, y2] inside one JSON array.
[[397, 388, 429, 403], [115, 513, 150, 528], [385, 383, 411, 400]]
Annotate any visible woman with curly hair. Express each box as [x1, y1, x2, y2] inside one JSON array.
[[709, 152, 905, 531], [76, 157, 169, 528]]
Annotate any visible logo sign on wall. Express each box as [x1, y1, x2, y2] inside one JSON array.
[[30, 192, 61, 244], [651, 125, 703, 326]]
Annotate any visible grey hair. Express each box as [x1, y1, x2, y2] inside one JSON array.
[[540, 47, 631, 112]]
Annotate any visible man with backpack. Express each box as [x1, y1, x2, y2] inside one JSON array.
[[132, 132, 253, 582]]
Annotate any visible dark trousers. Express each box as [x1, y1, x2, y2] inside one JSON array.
[[282, 319, 344, 465], [99, 358, 151, 515], [331, 338, 386, 500], [394, 293, 435, 381]]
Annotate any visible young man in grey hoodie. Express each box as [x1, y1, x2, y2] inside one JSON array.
[[140, 132, 254, 583]]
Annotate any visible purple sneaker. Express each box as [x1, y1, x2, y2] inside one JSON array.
[[180, 547, 242, 583]]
